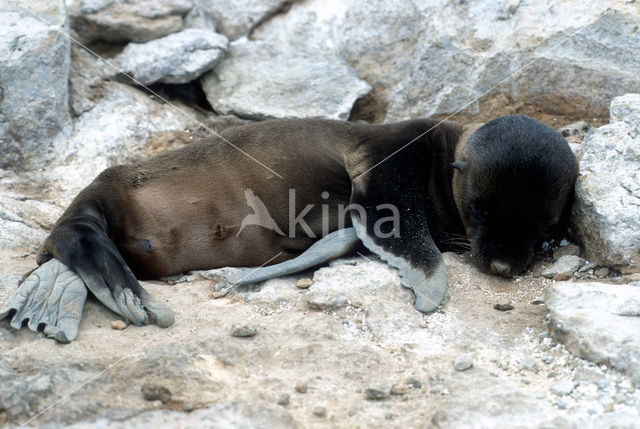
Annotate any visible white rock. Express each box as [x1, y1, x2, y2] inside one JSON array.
[[69, 0, 193, 43], [454, 354, 474, 371], [113, 29, 228, 85], [190, 0, 293, 40], [254, 0, 640, 122], [551, 381, 577, 397], [541, 255, 586, 279], [546, 281, 640, 387], [572, 94, 640, 272], [200, 38, 370, 121], [0, 1, 71, 170]]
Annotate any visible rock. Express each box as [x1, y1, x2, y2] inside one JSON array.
[[254, 1, 640, 122], [365, 380, 392, 400], [191, 0, 294, 40], [306, 288, 348, 310], [572, 94, 640, 273], [546, 281, 640, 386], [454, 354, 474, 372], [69, 0, 193, 43], [551, 381, 577, 397], [0, 194, 63, 251], [541, 255, 586, 279], [113, 29, 228, 85], [68, 46, 108, 117], [0, 1, 71, 170], [230, 324, 257, 337], [200, 39, 370, 121], [276, 393, 290, 406], [493, 301, 514, 311], [141, 383, 172, 403], [313, 406, 326, 417], [110, 320, 127, 330], [520, 358, 538, 373], [531, 297, 544, 305], [295, 382, 308, 394], [390, 383, 408, 395], [558, 120, 593, 140], [594, 267, 611, 278], [296, 278, 313, 289], [553, 244, 580, 261]]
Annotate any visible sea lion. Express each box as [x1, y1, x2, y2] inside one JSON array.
[[0, 115, 578, 342]]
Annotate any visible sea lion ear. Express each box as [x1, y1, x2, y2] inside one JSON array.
[[451, 162, 466, 172]]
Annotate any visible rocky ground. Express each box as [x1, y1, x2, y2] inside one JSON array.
[[1, 0, 640, 428]]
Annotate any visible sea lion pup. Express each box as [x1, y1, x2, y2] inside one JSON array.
[[0, 115, 577, 342]]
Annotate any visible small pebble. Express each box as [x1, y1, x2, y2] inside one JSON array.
[[559, 239, 569, 246], [277, 393, 290, 406], [603, 403, 615, 412], [551, 380, 577, 396], [183, 402, 194, 412], [313, 406, 326, 417], [578, 261, 597, 273], [296, 278, 313, 289], [454, 354, 474, 371], [141, 383, 172, 404], [556, 400, 567, 410], [406, 378, 422, 389], [547, 370, 557, 378], [542, 355, 553, 364], [365, 379, 391, 400], [597, 379, 610, 390], [110, 320, 127, 330], [494, 301, 514, 311], [594, 267, 610, 277], [429, 386, 442, 394], [230, 324, 257, 337], [295, 382, 308, 394], [520, 358, 538, 373], [390, 383, 408, 395], [521, 378, 530, 385], [530, 297, 544, 305]]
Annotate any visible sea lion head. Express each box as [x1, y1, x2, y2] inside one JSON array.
[[452, 115, 578, 277]]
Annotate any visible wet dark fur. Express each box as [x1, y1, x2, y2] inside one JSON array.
[[456, 115, 578, 275]]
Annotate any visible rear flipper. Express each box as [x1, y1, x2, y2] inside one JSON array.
[[0, 259, 86, 343], [227, 227, 360, 285]]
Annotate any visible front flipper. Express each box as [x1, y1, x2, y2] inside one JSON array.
[[228, 227, 360, 285], [349, 144, 449, 313], [48, 220, 175, 330], [0, 259, 87, 342]]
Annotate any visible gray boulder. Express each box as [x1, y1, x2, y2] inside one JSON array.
[[113, 29, 228, 85], [0, 0, 71, 170], [190, 0, 293, 40], [69, 0, 193, 43], [572, 94, 640, 273], [254, 1, 640, 122], [200, 39, 370, 120], [546, 281, 640, 387]]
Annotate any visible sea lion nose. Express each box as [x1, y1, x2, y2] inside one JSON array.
[[490, 260, 512, 277]]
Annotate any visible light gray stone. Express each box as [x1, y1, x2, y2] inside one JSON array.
[[541, 255, 586, 279], [113, 29, 228, 85], [191, 0, 293, 40], [546, 281, 640, 386], [68, 46, 109, 117], [572, 94, 640, 273], [0, 194, 62, 251], [364, 379, 391, 400], [200, 38, 370, 121], [454, 354, 474, 371], [553, 244, 581, 261], [551, 380, 577, 396], [69, 0, 193, 43], [254, 1, 640, 122], [0, 1, 71, 170]]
